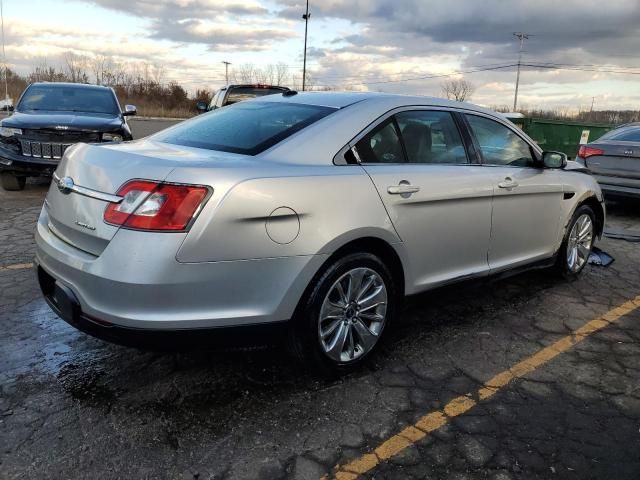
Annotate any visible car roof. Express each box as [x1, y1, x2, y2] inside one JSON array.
[[222, 84, 289, 91], [257, 90, 495, 114], [29, 82, 112, 91]]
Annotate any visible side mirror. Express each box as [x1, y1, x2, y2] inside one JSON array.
[[542, 151, 567, 169], [196, 101, 208, 113], [122, 104, 137, 116], [7, 105, 14, 112]]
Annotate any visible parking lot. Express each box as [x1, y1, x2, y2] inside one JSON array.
[[1, 183, 639, 479]]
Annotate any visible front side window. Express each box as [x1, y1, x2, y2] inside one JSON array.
[[17, 85, 119, 115], [355, 118, 404, 164], [466, 114, 535, 167], [396, 111, 467, 164], [154, 101, 335, 155]]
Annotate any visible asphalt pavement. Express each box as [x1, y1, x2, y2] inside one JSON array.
[[1, 183, 639, 480], [129, 117, 184, 139]]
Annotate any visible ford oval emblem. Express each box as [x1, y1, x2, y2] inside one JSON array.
[[57, 176, 74, 194]]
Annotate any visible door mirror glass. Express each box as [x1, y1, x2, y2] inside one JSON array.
[[123, 104, 137, 116], [542, 151, 567, 169], [196, 101, 208, 112]]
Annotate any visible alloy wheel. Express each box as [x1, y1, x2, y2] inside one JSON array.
[[566, 213, 593, 272], [318, 267, 388, 363]]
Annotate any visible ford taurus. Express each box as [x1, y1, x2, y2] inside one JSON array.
[[35, 92, 605, 373]]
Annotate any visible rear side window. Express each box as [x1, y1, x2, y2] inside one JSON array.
[[154, 101, 335, 155], [395, 111, 467, 164], [355, 118, 405, 164]]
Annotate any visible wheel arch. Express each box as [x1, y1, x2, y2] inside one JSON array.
[[577, 194, 605, 239], [290, 235, 407, 323]]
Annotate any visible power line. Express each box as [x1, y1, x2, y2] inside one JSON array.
[[513, 32, 532, 111], [221, 61, 231, 84], [321, 63, 519, 88], [522, 63, 640, 75], [301, 0, 310, 91]]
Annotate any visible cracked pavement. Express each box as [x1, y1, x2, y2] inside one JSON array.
[[1, 182, 639, 480]]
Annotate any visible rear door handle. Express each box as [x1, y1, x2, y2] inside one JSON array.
[[497, 178, 519, 189], [388, 185, 421, 195]]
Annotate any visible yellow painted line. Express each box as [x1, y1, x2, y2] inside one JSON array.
[[328, 295, 640, 479], [0, 262, 34, 272]]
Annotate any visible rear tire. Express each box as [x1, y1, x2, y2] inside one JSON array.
[[288, 252, 397, 375], [555, 205, 596, 278], [1, 172, 26, 191]]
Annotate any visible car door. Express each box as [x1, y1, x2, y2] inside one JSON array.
[[356, 109, 496, 292], [464, 113, 565, 271]]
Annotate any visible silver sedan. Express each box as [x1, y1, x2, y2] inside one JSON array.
[[35, 92, 605, 373]]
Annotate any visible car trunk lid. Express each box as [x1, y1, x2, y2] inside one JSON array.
[[584, 141, 640, 181], [44, 140, 227, 256]]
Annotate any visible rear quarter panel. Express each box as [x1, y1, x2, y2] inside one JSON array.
[[172, 165, 400, 263]]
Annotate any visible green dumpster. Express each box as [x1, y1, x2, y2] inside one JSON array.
[[505, 115, 615, 159]]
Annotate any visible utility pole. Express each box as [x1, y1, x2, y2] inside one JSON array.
[[590, 96, 595, 112], [301, 0, 310, 91], [0, 0, 8, 104], [222, 61, 231, 84], [512, 32, 530, 112]]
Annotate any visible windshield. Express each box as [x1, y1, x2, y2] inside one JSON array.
[[17, 85, 119, 114], [225, 86, 288, 105], [154, 101, 335, 155]]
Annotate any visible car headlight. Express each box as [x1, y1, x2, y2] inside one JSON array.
[[0, 127, 22, 137], [102, 133, 123, 142]]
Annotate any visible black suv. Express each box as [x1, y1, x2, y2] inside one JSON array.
[[0, 82, 135, 190]]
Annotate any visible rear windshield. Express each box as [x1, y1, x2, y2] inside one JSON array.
[[17, 85, 119, 114], [598, 127, 640, 142], [226, 86, 287, 105], [154, 101, 335, 155]]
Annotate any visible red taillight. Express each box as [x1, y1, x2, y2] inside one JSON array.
[[104, 180, 209, 231], [578, 146, 604, 159]]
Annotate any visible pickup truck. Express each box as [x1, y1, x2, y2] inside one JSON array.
[[197, 84, 290, 112]]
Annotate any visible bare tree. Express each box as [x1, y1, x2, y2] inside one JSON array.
[[233, 63, 255, 84], [253, 65, 274, 85], [441, 78, 475, 102], [64, 52, 89, 83], [90, 54, 112, 85], [274, 62, 288, 85]]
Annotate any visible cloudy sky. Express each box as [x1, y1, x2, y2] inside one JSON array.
[[5, 0, 640, 110]]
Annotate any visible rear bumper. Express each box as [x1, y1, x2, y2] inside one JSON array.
[[36, 265, 288, 349], [35, 206, 326, 334], [600, 184, 640, 199], [593, 174, 640, 199]]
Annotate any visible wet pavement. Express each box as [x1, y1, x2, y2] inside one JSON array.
[[1, 182, 639, 480]]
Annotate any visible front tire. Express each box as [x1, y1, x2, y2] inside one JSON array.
[[0, 172, 26, 191], [289, 252, 397, 375], [555, 205, 595, 278]]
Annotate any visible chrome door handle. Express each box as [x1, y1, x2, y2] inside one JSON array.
[[497, 178, 519, 189], [388, 185, 420, 195]]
